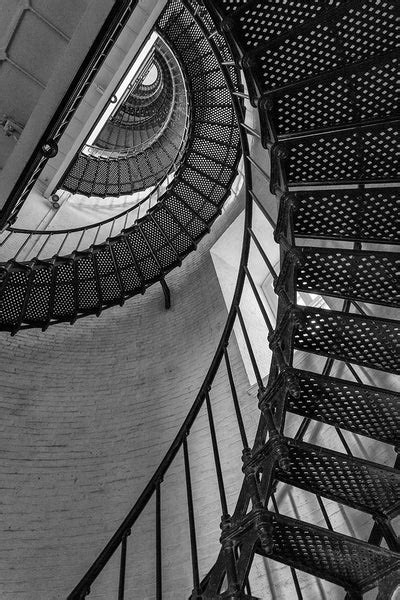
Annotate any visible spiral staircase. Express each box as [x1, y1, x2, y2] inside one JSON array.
[[0, 0, 399, 598]]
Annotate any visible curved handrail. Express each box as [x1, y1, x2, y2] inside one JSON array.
[[66, 1, 256, 596]]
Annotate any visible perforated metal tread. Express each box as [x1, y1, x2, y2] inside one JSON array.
[[292, 307, 400, 374], [257, 512, 400, 594], [274, 437, 400, 517], [291, 187, 400, 244], [244, 1, 399, 94], [285, 369, 400, 447], [222, 0, 344, 51], [274, 120, 399, 187], [296, 247, 400, 307], [263, 53, 399, 138]]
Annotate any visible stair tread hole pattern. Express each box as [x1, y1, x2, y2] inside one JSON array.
[[271, 57, 399, 136], [126, 230, 160, 281], [293, 188, 400, 242], [269, 514, 400, 590], [235, 0, 343, 50], [255, 3, 399, 92], [285, 124, 399, 184], [52, 263, 76, 318], [24, 268, 52, 323], [140, 220, 177, 269], [166, 195, 205, 239], [77, 256, 99, 311], [111, 239, 142, 293], [293, 308, 400, 374], [286, 369, 400, 447], [95, 248, 122, 302], [297, 249, 400, 307], [275, 439, 400, 515]]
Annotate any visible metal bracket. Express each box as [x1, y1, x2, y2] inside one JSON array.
[[161, 278, 171, 310]]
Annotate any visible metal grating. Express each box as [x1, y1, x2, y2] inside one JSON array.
[[286, 369, 400, 447], [296, 248, 400, 307], [293, 307, 400, 374], [275, 437, 400, 516], [284, 122, 399, 185], [263, 512, 400, 592], [292, 188, 400, 243], [268, 56, 399, 136]]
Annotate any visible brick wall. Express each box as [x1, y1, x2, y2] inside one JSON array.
[[0, 192, 259, 600]]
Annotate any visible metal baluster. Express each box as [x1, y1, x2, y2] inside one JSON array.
[[36, 233, 52, 259], [92, 224, 101, 247], [118, 532, 129, 600], [237, 307, 264, 392], [224, 347, 249, 450], [250, 189, 277, 229], [76, 229, 86, 253], [0, 230, 13, 247], [13, 232, 33, 260], [205, 392, 228, 518], [156, 482, 162, 600], [244, 266, 274, 336], [183, 437, 201, 596], [57, 232, 69, 255], [247, 227, 278, 281]]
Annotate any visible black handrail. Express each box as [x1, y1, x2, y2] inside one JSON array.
[[66, 3, 254, 597]]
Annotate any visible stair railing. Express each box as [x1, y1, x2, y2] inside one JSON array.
[[65, 2, 302, 598]]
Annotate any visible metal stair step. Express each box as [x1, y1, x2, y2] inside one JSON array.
[[256, 512, 400, 595], [285, 368, 400, 447], [244, 1, 398, 94], [272, 120, 399, 187], [296, 247, 400, 307], [292, 307, 400, 374], [290, 187, 400, 245], [275, 437, 400, 517], [91, 246, 123, 305], [263, 54, 399, 139], [221, 0, 343, 50]]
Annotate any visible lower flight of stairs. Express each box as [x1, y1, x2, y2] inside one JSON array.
[[198, 0, 400, 597]]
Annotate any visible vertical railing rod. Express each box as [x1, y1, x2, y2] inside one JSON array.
[[249, 189, 277, 229], [156, 481, 162, 600], [243, 266, 274, 336], [36, 233, 52, 259], [237, 307, 264, 392], [206, 391, 229, 518], [57, 232, 69, 255], [118, 533, 128, 600], [248, 227, 278, 281], [224, 347, 249, 450], [183, 437, 201, 594], [335, 428, 353, 457], [0, 230, 13, 247], [316, 495, 333, 531], [13, 233, 33, 260], [345, 361, 364, 385], [75, 229, 86, 253]]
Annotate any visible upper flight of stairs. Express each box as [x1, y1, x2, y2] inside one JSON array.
[[0, 1, 241, 334]]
